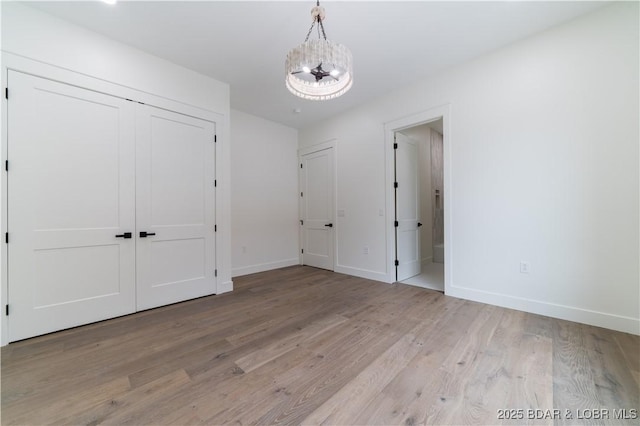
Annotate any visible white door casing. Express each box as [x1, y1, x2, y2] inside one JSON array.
[[300, 147, 335, 271], [7, 71, 136, 341], [395, 133, 421, 281], [135, 104, 216, 311]]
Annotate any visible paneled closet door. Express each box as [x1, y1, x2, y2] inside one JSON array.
[[135, 104, 216, 310], [7, 71, 136, 342], [300, 147, 335, 271]]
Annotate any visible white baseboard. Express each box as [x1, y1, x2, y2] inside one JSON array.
[[334, 265, 390, 283], [232, 258, 299, 278], [448, 284, 640, 336]]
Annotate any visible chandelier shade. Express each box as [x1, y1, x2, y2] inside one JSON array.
[[285, 2, 353, 101]]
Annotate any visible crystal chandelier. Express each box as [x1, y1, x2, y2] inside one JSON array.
[[285, 1, 353, 101]]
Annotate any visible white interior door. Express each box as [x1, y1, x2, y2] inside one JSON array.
[[300, 147, 334, 270], [395, 133, 421, 281], [7, 71, 136, 342], [135, 104, 216, 310]]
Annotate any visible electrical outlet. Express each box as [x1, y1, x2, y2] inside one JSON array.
[[363, 246, 369, 255], [520, 261, 531, 274]]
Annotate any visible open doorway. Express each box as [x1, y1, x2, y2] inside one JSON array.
[[384, 105, 451, 293], [395, 120, 444, 291]]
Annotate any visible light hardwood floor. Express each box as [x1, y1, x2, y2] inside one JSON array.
[[1, 266, 638, 425]]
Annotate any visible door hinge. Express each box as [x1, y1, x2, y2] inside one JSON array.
[[214, 180, 217, 187], [5, 160, 8, 172], [393, 142, 398, 149], [5, 305, 8, 316], [214, 224, 217, 232], [395, 259, 399, 266], [394, 182, 398, 188], [394, 220, 399, 227], [214, 135, 217, 143], [4, 232, 7, 243], [5, 88, 8, 100], [301, 249, 304, 254], [215, 269, 218, 277], [300, 163, 303, 169], [300, 192, 303, 197], [300, 219, 303, 225]]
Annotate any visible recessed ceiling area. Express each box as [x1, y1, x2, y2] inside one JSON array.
[[26, 1, 607, 129]]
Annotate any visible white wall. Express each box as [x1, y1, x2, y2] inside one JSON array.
[[230, 109, 299, 277], [299, 2, 639, 334], [1, 3, 233, 344], [0, 3, 229, 114]]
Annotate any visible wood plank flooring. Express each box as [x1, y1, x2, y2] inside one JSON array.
[[1, 266, 638, 425]]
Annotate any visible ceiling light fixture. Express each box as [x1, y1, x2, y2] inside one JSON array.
[[285, 1, 353, 101]]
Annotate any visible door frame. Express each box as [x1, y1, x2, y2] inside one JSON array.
[[384, 105, 452, 293], [298, 139, 337, 270]]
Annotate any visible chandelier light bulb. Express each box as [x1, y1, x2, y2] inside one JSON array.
[[302, 66, 311, 73]]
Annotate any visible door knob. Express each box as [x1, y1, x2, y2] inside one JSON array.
[[139, 231, 156, 238], [115, 232, 132, 239], [324, 223, 333, 227], [417, 222, 423, 227]]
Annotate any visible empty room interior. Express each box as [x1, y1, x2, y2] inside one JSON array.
[[1, 1, 639, 425]]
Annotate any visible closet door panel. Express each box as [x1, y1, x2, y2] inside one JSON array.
[[7, 71, 136, 342], [135, 104, 216, 310]]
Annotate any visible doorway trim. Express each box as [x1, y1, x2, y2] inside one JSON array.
[[384, 104, 452, 293], [298, 139, 337, 270]]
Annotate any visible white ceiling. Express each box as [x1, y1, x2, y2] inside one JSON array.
[[27, 1, 607, 129]]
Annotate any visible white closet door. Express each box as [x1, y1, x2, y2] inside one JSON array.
[[7, 71, 136, 342], [135, 104, 216, 310], [300, 147, 335, 271]]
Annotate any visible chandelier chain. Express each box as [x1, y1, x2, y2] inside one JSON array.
[[304, 21, 315, 42], [318, 18, 327, 40], [304, 14, 328, 42]]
